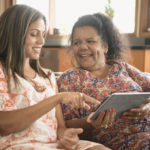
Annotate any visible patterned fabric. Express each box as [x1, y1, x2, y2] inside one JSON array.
[[57, 61, 150, 150], [0, 63, 100, 150]]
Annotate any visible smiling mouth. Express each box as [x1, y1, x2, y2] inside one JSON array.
[[80, 54, 92, 58], [33, 48, 41, 53]]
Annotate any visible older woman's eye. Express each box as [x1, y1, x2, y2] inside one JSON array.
[[87, 40, 95, 44], [73, 41, 80, 46]]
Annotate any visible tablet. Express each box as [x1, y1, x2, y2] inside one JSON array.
[[90, 92, 150, 120]]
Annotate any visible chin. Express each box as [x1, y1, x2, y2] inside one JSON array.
[[33, 54, 40, 58], [30, 56, 39, 60], [80, 65, 92, 71]]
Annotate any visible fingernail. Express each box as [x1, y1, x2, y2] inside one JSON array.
[[112, 108, 116, 112], [108, 109, 111, 112], [100, 112, 105, 115]]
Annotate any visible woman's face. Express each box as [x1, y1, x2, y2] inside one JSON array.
[[72, 26, 108, 71], [25, 18, 46, 60]]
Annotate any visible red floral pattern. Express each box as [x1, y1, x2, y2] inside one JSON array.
[[0, 63, 101, 150], [57, 61, 150, 149]]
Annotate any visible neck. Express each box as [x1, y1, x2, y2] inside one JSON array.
[[24, 63, 36, 79], [90, 64, 109, 79]]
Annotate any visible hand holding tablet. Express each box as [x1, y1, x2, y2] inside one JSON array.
[[90, 92, 150, 120]]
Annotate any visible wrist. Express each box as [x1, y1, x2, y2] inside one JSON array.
[[56, 92, 64, 104]]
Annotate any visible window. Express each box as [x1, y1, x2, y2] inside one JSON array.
[[15, 0, 136, 35], [55, 0, 136, 34], [16, 0, 49, 26], [12, 0, 150, 36]]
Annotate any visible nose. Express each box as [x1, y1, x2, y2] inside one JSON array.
[[37, 34, 45, 45], [79, 42, 88, 49]]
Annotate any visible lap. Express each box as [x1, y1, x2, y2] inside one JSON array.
[[5, 140, 108, 150]]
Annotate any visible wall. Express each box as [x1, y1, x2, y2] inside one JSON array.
[[0, 0, 5, 15]]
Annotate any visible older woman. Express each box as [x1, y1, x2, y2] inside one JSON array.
[[57, 12, 150, 149]]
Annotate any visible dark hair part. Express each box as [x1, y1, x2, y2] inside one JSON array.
[[0, 4, 49, 86], [70, 12, 129, 61]]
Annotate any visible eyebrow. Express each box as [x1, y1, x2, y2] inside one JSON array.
[[73, 36, 99, 41], [30, 28, 45, 32]]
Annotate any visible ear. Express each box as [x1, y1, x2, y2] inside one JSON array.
[[104, 43, 108, 54]]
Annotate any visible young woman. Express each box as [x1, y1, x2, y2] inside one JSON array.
[[0, 5, 110, 150]]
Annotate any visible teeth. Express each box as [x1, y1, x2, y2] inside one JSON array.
[[33, 48, 41, 51], [81, 54, 90, 57]]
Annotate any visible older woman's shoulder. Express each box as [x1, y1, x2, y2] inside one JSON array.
[[58, 67, 79, 78]]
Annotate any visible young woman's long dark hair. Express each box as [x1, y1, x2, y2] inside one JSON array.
[[0, 4, 49, 87]]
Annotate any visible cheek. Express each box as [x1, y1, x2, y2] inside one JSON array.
[[24, 43, 30, 53], [73, 48, 78, 58], [25, 38, 34, 51], [96, 48, 105, 61]]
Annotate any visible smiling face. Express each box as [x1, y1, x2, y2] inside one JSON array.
[[25, 18, 46, 60], [72, 26, 108, 71]]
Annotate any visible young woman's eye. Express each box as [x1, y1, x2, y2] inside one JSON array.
[[30, 33, 37, 37]]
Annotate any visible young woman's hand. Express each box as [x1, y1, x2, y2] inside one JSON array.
[[60, 92, 100, 110], [57, 128, 83, 150]]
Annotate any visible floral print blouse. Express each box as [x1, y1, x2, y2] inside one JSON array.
[[57, 61, 150, 150], [0, 63, 101, 150]]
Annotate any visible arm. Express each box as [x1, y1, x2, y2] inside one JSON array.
[[0, 92, 99, 136], [65, 117, 92, 129], [65, 117, 94, 140], [56, 104, 66, 139], [124, 62, 150, 91], [56, 104, 84, 150], [0, 94, 62, 136]]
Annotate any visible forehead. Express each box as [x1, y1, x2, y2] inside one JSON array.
[[28, 18, 46, 31], [73, 26, 99, 39]]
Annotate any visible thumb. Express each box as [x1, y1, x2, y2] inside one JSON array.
[[68, 128, 83, 136], [87, 112, 95, 123]]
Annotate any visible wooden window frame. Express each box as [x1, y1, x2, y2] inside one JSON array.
[[139, 0, 150, 36], [5, 0, 16, 9]]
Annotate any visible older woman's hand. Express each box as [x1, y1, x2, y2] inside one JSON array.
[[123, 97, 150, 120], [61, 92, 100, 110], [57, 128, 83, 150], [87, 108, 116, 129]]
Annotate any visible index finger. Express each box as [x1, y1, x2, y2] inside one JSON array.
[[83, 94, 100, 105]]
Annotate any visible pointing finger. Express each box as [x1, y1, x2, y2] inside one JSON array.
[[83, 94, 100, 105]]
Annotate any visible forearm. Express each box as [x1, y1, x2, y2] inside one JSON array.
[[66, 116, 93, 130], [57, 127, 66, 140], [66, 117, 94, 140], [0, 94, 62, 135]]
